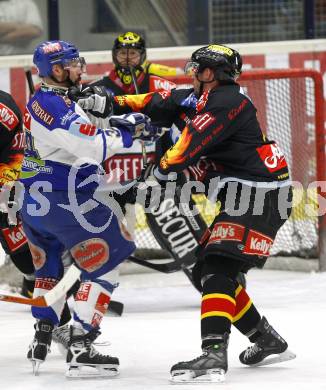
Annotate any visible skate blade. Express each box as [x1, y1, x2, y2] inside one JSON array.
[[31, 360, 42, 376], [93, 340, 111, 347], [170, 368, 225, 384], [66, 364, 119, 379], [251, 349, 296, 367]]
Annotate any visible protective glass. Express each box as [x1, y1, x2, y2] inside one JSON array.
[[63, 57, 86, 73], [184, 61, 200, 76]]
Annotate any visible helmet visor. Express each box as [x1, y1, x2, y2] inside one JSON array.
[[62, 57, 86, 73], [184, 61, 200, 76]]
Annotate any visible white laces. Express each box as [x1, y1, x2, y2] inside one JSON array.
[[244, 344, 262, 359]]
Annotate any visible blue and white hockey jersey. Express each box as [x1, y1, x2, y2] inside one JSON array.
[[21, 85, 132, 190]]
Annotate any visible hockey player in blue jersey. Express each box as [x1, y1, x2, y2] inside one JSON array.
[[20, 40, 157, 378]]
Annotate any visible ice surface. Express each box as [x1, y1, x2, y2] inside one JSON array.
[[0, 268, 325, 389]]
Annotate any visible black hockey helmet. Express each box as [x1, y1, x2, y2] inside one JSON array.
[[185, 44, 242, 82], [112, 31, 146, 70]]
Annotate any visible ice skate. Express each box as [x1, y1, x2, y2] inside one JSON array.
[[27, 320, 54, 375], [52, 323, 70, 357], [66, 327, 119, 379], [239, 316, 296, 367], [170, 334, 228, 383]]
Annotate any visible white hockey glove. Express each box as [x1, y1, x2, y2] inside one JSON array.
[[109, 113, 149, 139], [68, 85, 113, 118], [109, 113, 166, 142]]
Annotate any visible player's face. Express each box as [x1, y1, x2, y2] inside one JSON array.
[[63, 58, 86, 85], [116, 48, 141, 67], [193, 68, 217, 95]]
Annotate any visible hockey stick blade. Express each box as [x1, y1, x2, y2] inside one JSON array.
[[0, 264, 81, 307], [128, 255, 181, 273], [107, 300, 124, 316]]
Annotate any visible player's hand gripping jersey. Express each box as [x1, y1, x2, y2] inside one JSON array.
[[91, 70, 176, 183], [21, 85, 134, 190], [112, 85, 290, 186]]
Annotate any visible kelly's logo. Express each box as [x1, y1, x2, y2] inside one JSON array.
[[0, 102, 19, 131]]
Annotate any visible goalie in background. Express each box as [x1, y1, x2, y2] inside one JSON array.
[[90, 31, 179, 182], [92, 30, 182, 96], [88, 43, 296, 382]]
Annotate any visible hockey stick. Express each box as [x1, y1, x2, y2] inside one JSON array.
[[129, 66, 148, 165], [128, 254, 182, 273], [0, 264, 81, 307], [108, 300, 124, 316], [25, 68, 35, 97]]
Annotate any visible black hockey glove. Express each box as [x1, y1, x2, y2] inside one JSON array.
[[136, 162, 177, 192], [137, 162, 156, 184], [134, 162, 165, 209], [68, 85, 113, 118]]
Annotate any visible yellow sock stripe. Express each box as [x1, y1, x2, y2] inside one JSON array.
[[232, 300, 253, 323], [201, 311, 233, 322], [235, 285, 242, 297], [202, 293, 236, 305]]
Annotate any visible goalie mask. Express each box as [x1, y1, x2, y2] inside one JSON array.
[[112, 32, 146, 85], [185, 44, 242, 83]]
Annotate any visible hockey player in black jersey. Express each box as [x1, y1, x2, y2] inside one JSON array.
[[0, 90, 36, 296], [81, 43, 296, 383], [69, 31, 222, 291], [69, 31, 248, 292]]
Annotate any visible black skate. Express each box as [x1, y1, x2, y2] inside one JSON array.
[[170, 334, 228, 383], [66, 327, 119, 379], [239, 316, 296, 367], [27, 320, 54, 375]]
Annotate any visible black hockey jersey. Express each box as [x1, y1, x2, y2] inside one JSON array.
[[0, 90, 25, 186], [112, 83, 290, 184]]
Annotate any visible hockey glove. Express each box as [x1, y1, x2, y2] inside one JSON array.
[[137, 162, 156, 183], [135, 162, 178, 209], [137, 162, 177, 186], [110, 114, 168, 142], [109, 113, 149, 138], [68, 85, 113, 118], [141, 124, 168, 142]]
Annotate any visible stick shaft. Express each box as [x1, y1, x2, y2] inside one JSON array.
[[129, 66, 148, 165], [25, 68, 35, 97], [0, 265, 81, 307]]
